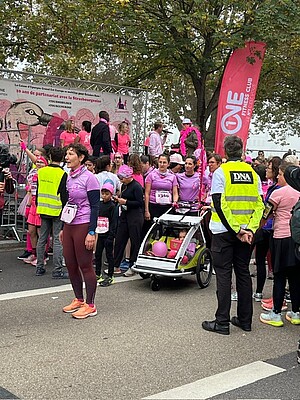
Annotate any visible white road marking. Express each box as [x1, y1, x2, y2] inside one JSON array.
[[144, 361, 285, 399], [0, 275, 140, 301]]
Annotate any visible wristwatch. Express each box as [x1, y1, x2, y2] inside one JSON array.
[[88, 230, 95, 235]]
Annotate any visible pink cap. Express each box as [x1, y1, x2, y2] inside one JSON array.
[[101, 182, 114, 194]]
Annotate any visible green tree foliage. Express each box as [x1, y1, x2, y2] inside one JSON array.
[[1, 1, 300, 147]]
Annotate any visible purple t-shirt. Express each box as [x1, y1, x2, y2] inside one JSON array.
[[145, 169, 178, 204], [176, 172, 200, 202], [67, 167, 100, 225]]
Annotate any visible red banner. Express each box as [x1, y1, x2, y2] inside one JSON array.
[[215, 41, 266, 156]]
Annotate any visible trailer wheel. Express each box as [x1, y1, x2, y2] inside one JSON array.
[[139, 272, 151, 279], [150, 278, 160, 291], [196, 248, 213, 288]]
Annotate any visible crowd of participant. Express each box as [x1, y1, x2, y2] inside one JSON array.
[[12, 110, 300, 333]]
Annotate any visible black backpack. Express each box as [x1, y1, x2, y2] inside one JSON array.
[[291, 199, 300, 244]]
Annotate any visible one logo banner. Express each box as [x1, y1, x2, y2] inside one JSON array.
[[215, 41, 266, 155]]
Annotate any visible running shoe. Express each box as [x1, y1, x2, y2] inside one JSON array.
[[63, 298, 85, 313], [253, 292, 263, 302], [31, 258, 47, 267], [99, 276, 115, 287], [261, 300, 288, 312], [35, 267, 46, 276], [52, 271, 69, 279], [97, 274, 105, 283], [285, 311, 300, 325], [285, 291, 291, 303], [124, 267, 136, 277], [17, 250, 32, 260], [261, 297, 273, 304], [120, 259, 130, 271], [104, 267, 122, 275], [47, 247, 53, 256], [231, 291, 238, 301], [23, 254, 37, 264], [72, 303, 97, 319], [260, 311, 284, 327]]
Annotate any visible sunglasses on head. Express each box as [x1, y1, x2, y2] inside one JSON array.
[[115, 156, 121, 159]]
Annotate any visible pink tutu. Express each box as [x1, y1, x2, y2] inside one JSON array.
[[27, 197, 41, 227]]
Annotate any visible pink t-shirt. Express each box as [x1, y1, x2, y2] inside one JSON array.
[[77, 130, 92, 153], [269, 185, 300, 238], [132, 173, 144, 188], [117, 133, 131, 155], [60, 131, 77, 147], [145, 169, 178, 204]]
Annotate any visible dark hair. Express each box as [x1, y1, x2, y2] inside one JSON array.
[[42, 144, 54, 158], [99, 110, 109, 121], [224, 135, 243, 158], [254, 164, 267, 182], [95, 155, 111, 173], [154, 122, 163, 130], [140, 155, 150, 164], [208, 153, 222, 164], [269, 156, 281, 182], [49, 146, 64, 163], [128, 153, 142, 174], [82, 120, 91, 133], [158, 153, 170, 163], [66, 143, 89, 164], [184, 155, 198, 172], [86, 155, 97, 164], [279, 160, 295, 174]]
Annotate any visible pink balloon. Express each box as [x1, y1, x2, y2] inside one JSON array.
[[152, 241, 168, 258]]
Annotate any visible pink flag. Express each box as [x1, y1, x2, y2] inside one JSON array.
[[215, 41, 266, 156]]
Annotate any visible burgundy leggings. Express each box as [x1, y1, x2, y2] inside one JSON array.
[[63, 223, 96, 305]]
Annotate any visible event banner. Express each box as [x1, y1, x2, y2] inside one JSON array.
[[215, 41, 266, 155], [0, 78, 132, 157]]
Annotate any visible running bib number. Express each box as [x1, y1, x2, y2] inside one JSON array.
[[96, 217, 109, 234], [61, 203, 78, 223], [156, 190, 172, 205]]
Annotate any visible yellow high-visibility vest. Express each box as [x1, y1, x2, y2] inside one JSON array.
[[36, 166, 65, 216], [211, 161, 264, 233]]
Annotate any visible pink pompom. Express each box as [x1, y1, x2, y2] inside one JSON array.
[[20, 141, 27, 151]]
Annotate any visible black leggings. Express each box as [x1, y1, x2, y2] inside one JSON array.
[[273, 267, 300, 313], [114, 211, 144, 268], [63, 223, 97, 305], [255, 229, 272, 293]]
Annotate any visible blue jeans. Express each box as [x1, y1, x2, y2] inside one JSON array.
[[36, 216, 63, 273]]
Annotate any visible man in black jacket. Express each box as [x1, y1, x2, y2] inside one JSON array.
[[90, 110, 112, 157]]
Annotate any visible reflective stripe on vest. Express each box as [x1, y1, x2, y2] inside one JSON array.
[[211, 161, 259, 227], [37, 167, 65, 216]]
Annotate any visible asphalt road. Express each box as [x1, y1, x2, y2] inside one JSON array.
[[0, 247, 299, 400]]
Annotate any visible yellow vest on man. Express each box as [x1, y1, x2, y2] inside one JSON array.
[[37, 166, 65, 216], [211, 161, 264, 234]]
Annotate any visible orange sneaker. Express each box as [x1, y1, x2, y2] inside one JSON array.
[[63, 298, 85, 313], [72, 303, 97, 319]]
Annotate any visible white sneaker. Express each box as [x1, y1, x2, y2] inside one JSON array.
[[124, 267, 136, 277], [24, 254, 36, 264]]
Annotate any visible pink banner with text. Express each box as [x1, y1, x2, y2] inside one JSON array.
[[215, 41, 266, 156]]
